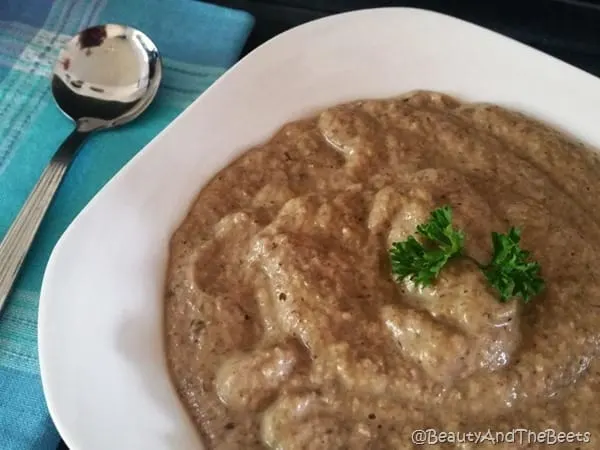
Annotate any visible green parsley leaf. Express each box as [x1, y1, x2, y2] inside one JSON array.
[[389, 206, 464, 287], [481, 227, 545, 303], [416, 205, 465, 256]]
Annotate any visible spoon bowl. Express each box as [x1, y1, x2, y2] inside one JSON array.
[[0, 24, 162, 313], [53, 24, 162, 131]]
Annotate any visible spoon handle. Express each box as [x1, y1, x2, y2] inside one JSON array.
[[0, 129, 88, 314]]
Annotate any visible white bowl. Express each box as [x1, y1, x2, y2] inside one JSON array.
[[39, 7, 600, 450]]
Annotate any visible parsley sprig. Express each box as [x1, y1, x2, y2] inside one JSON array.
[[481, 228, 545, 303], [389, 206, 464, 286], [389, 205, 545, 303]]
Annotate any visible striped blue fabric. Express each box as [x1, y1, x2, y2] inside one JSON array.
[[0, 0, 254, 448]]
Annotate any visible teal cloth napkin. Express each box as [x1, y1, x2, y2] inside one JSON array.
[[0, 0, 254, 448]]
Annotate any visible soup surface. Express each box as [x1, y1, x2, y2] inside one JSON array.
[[165, 91, 600, 449]]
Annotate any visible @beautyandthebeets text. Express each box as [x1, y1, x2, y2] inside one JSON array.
[[411, 428, 592, 446]]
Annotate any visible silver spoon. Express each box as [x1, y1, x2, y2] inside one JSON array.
[[0, 24, 162, 313]]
